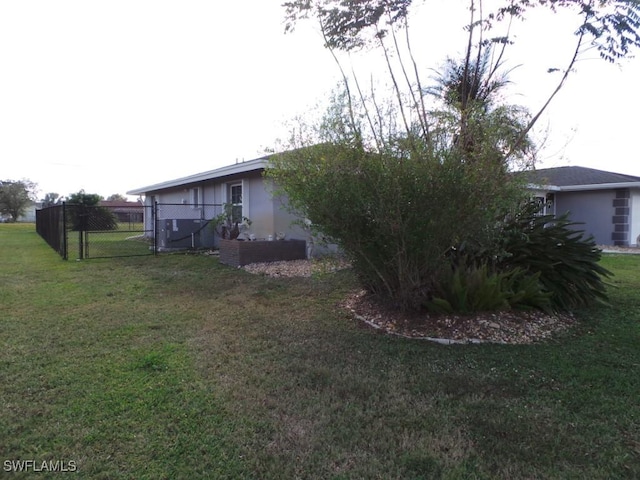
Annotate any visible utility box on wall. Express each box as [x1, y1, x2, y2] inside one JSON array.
[[219, 239, 307, 267], [158, 219, 215, 250]]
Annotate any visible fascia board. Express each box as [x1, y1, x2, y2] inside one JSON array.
[[526, 182, 640, 192], [556, 182, 640, 192], [127, 157, 269, 195]]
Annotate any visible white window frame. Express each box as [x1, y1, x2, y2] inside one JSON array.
[[191, 187, 201, 209], [229, 183, 243, 224], [532, 193, 555, 216]]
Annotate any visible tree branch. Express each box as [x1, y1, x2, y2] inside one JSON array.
[[505, 13, 588, 160]]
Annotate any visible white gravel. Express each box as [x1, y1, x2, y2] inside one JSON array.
[[242, 258, 351, 277]]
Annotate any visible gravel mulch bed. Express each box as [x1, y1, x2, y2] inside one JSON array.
[[242, 258, 577, 344], [242, 258, 351, 277], [341, 290, 577, 345]]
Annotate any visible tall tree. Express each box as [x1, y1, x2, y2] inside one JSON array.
[[0, 179, 37, 222], [269, 0, 637, 312], [283, 0, 640, 155], [67, 190, 103, 206]]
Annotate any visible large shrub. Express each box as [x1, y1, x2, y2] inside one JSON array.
[[269, 141, 524, 311]]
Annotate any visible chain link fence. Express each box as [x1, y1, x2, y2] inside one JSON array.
[[37, 202, 153, 260], [35, 204, 67, 259], [36, 202, 225, 260]]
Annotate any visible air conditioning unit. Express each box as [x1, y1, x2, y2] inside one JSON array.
[[157, 219, 215, 250]]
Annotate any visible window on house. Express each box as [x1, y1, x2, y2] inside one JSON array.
[[229, 183, 242, 224], [191, 187, 200, 208], [533, 194, 554, 216], [533, 196, 545, 215]]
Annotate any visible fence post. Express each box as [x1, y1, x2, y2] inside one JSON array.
[[62, 202, 68, 260], [78, 230, 84, 260], [153, 201, 158, 256]]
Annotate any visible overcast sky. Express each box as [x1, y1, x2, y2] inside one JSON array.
[[1, 0, 638, 200]]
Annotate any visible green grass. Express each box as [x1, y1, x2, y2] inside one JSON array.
[[65, 223, 153, 259], [2, 223, 640, 479]]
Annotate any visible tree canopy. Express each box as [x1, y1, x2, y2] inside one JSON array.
[[42, 193, 63, 207], [268, 0, 622, 312], [283, 0, 640, 154], [67, 190, 103, 207], [0, 179, 37, 222], [106, 193, 128, 202], [66, 191, 117, 231], [283, 0, 640, 62]]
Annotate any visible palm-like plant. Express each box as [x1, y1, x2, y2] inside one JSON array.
[[428, 47, 534, 170]]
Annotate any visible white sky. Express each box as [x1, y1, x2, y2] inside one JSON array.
[[1, 0, 638, 200]]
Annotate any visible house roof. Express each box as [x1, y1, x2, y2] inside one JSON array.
[[126, 155, 269, 195], [99, 200, 142, 208], [523, 166, 640, 192], [99, 200, 144, 212]]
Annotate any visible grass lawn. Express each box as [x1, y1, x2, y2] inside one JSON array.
[[2, 223, 639, 479], [65, 223, 153, 260]]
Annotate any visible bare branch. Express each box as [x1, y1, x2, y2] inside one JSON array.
[[403, 19, 430, 142], [375, 25, 413, 144], [319, 17, 361, 145], [505, 14, 589, 159], [389, 14, 430, 143], [351, 63, 383, 150]]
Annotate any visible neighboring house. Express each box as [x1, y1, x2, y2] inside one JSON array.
[[10, 201, 40, 222], [98, 200, 144, 223], [126, 155, 314, 251], [524, 166, 640, 247]]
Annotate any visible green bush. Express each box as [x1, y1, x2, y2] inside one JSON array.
[[426, 261, 552, 314], [496, 201, 612, 310], [268, 143, 522, 312]]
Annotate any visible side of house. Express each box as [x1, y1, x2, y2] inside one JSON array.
[[526, 166, 640, 247], [127, 156, 311, 251], [131, 162, 640, 252]]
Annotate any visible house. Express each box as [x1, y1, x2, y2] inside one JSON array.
[[524, 166, 640, 247], [98, 200, 144, 223], [4, 201, 40, 222], [129, 157, 638, 253], [126, 155, 314, 252]]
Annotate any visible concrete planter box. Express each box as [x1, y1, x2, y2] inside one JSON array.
[[219, 238, 307, 267]]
